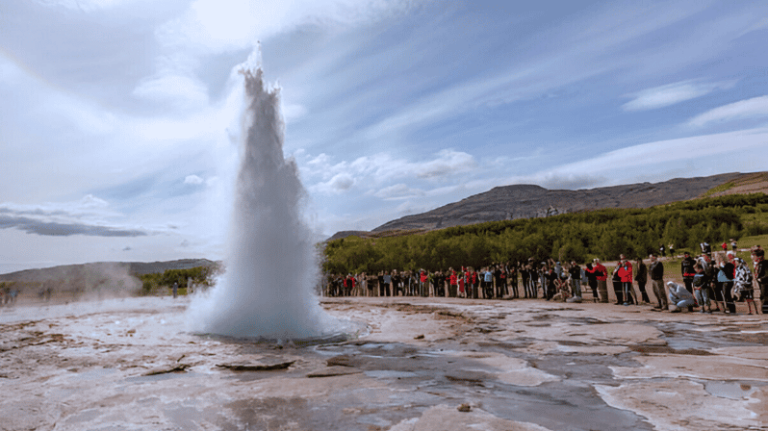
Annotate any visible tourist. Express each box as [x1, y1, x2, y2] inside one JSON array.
[[545, 266, 558, 300], [724, 251, 738, 313], [669, 243, 675, 257], [659, 243, 666, 257], [681, 251, 696, 294], [734, 258, 757, 315], [667, 281, 696, 312], [611, 264, 623, 304], [497, 264, 507, 298], [568, 261, 582, 299], [419, 269, 428, 297], [552, 271, 570, 302], [692, 263, 711, 313], [731, 238, 737, 251], [508, 262, 519, 299], [649, 254, 667, 310], [483, 267, 493, 299], [469, 267, 479, 299], [434, 270, 446, 297], [172, 282, 178, 299], [617, 255, 635, 305], [448, 267, 458, 298], [714, 254, 734, 313], [383, 271, 392, 297], [593, 258, 609, 303], [520, 264, 530, 298], [754, 249, 767, 314], [585, 262, 599, 303], [634, 257, 649, 304]]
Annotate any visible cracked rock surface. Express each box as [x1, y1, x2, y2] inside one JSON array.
[[1, 296, 766, 430]]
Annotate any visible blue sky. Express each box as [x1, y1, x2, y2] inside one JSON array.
[[1, 0, 768, 272]]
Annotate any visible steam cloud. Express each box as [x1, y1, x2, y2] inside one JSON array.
[[188, 58, 336, 339]]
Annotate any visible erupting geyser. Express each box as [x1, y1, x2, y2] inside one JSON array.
[[188, 56, 337, 339]]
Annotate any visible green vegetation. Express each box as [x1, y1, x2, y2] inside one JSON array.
[[138, 266, 215, 296], [323, 194, 768, 274], [701, 181, 735, 197]]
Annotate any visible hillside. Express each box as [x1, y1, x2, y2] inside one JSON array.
[[0, 258, 219, 282], [369, 172, 766, 233]]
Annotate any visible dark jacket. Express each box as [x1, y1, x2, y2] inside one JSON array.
[[634, 262, 647, 284], [756, 260, 768, 285], [681, 256, 696, 279], [649, 261, 664, 280]]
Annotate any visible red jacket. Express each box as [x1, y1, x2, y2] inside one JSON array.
[[593, 263, 608, 281], [420, 272, 428, 283], [449, 271, 458, 285], [617, 262, 633, 283]]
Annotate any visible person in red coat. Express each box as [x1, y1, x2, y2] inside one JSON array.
[[592, 258, 609, 303], [448, 268, 458, 298], [617, 255, 635, 305]]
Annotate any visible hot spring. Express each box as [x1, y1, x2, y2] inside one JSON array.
[[187, 55, 345, 340]]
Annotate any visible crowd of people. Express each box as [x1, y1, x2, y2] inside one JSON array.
[[324, 242, 768, 316]]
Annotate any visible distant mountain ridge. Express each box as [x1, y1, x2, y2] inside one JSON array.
[[0, 258, 219, 282], [354, 171, 766, 236]]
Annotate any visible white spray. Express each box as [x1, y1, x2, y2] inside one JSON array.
[[188, 56, 336, 340]]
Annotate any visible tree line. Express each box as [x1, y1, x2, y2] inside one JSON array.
[[323, 194, 768, 275], [138, 266, 216, 295]]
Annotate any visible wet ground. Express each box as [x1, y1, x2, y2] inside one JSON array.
[[1, 296, 767, 430]]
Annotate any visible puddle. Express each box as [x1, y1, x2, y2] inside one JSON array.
[[364, 370, 419, 379], [704, 381, 759, 400]]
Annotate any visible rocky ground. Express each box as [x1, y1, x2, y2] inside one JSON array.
[[1, 296, 767, 431]]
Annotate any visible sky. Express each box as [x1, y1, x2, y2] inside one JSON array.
[[1, 0, 768, 273]]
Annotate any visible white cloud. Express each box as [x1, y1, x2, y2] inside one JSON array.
[[554, 127, 768, 177], [312, 173, 355, 194], [34, 0, 144, 12], [133, 73, 210, 109], [418, 150, 477, 179], [80, 194, 109, 208], [184, 174, 205, 185], [374, 183, 424, 200], [157, 0, 416, 53], [688, 95, 768, 127], [622, 80, 734, 111]]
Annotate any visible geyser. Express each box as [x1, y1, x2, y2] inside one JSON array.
[[189, 58, 336, 339]]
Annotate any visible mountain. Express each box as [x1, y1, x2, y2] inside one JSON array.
[[0, 259, 220, 282], [364, 171, 768, 234]]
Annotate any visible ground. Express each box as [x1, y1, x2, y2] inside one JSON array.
[[1, 296, 767, 431]]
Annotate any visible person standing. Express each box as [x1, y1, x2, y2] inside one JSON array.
[[521, 265, 530, 298], [681, 252, 696, 294], [617, 255, 635, 305], [483, 267, 494, 299], [634, 257, 649, 304], [585, 262, 599, 302], [693, 263, 712, 313], [734, 258, 756, 315], [755, 249, 767, 314], [659, 244, 666, 257], [448, 268, 458, 298], [172, 282, 178, 299], [383, 271, 392, 297], [568, 261, 582, 299], [593, 258, 609, 303], [649, 254, 666, 310], [508, 262, 519, 299]]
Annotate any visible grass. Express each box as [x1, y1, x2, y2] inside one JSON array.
[[737, 234, 768, 250], [702, 182, 735, 197]]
